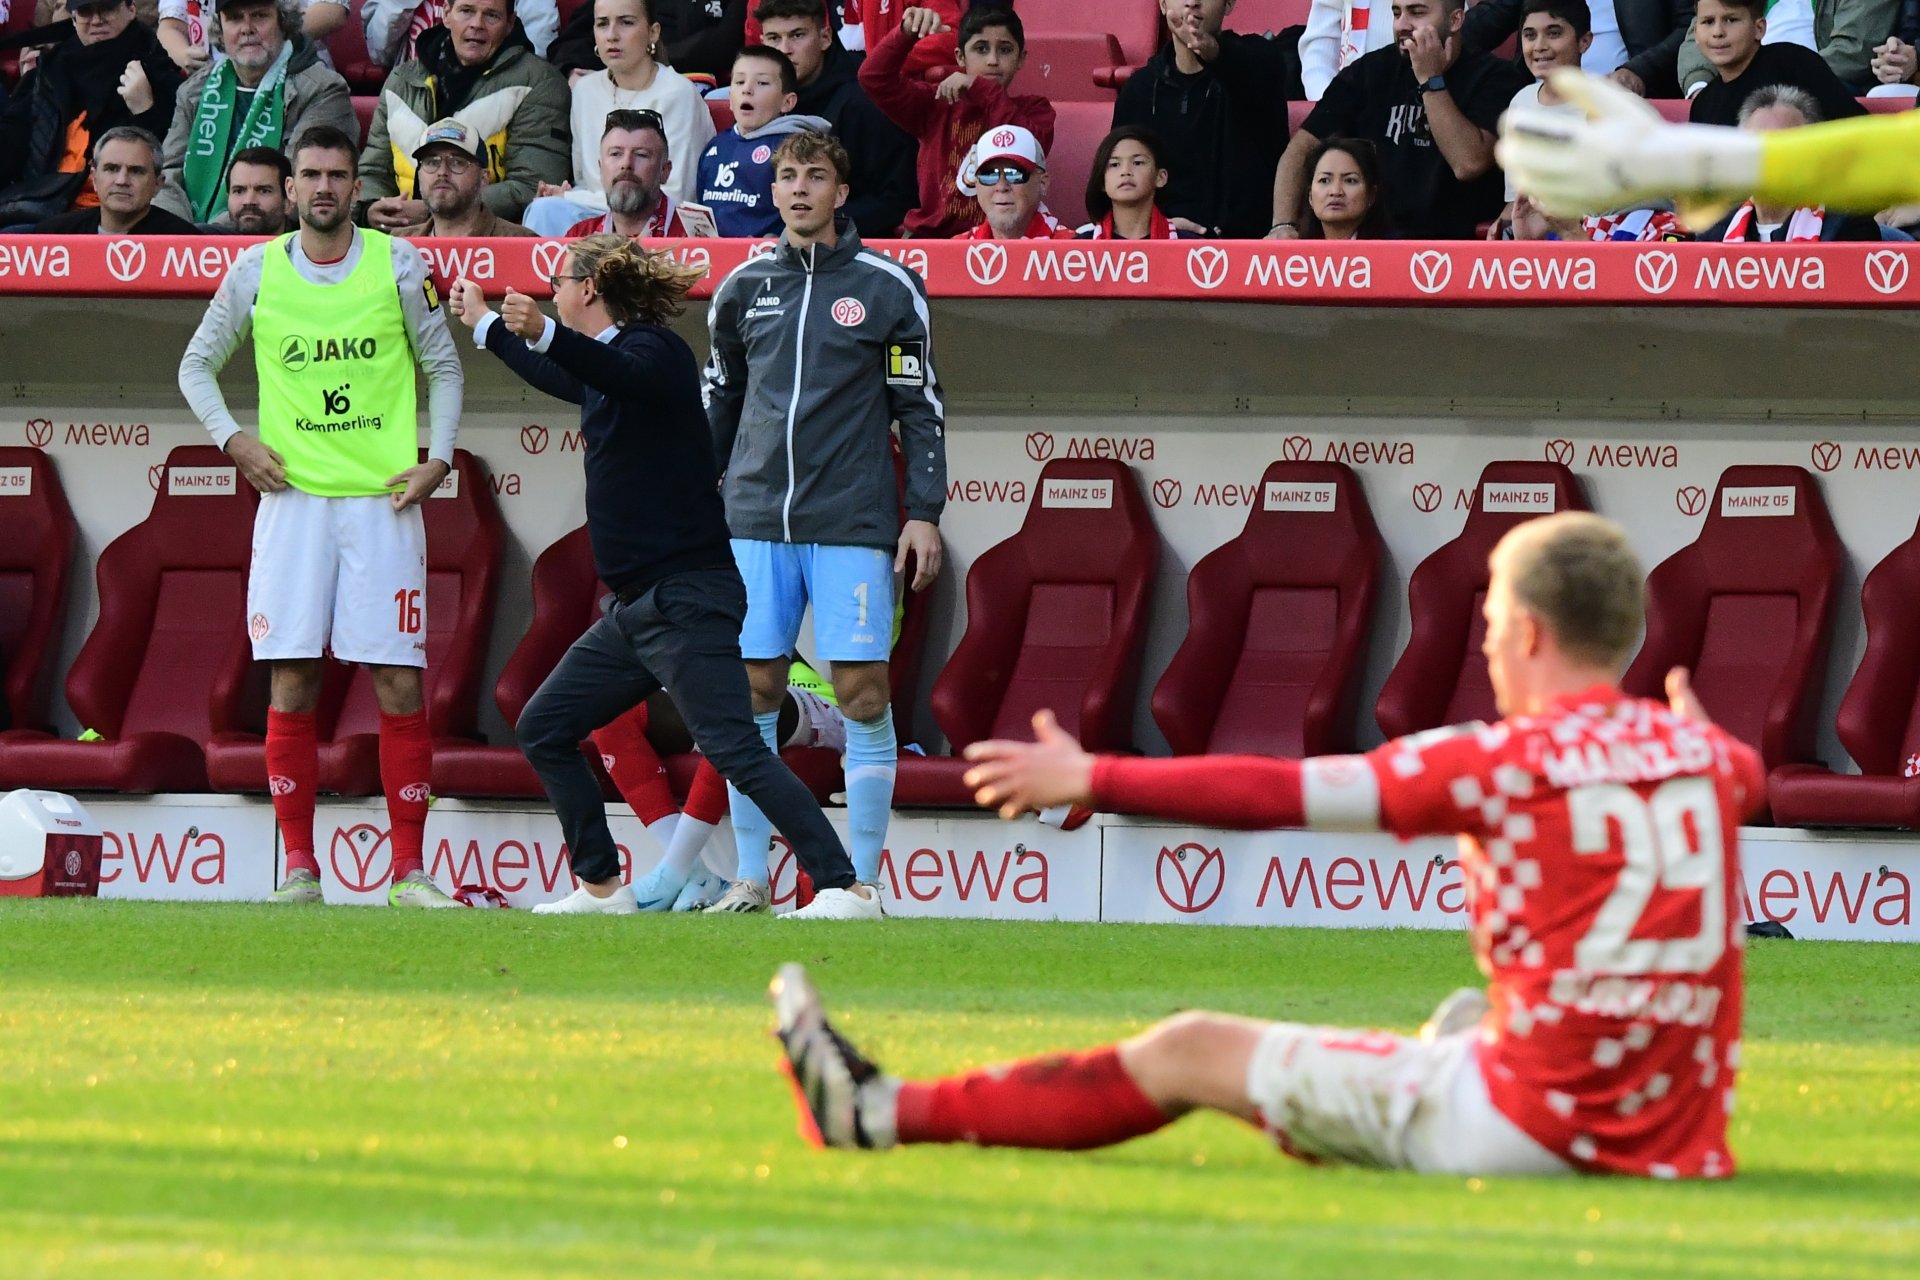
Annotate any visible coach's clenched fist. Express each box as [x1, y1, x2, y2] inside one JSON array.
[[500, 289, 547, 342], [448, 277, 492, 328]]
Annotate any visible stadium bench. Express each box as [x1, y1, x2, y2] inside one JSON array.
[[0, 446, 260, 793], [896, 457, 1158, 806], [1151, 460, 1382, 757], [1375, 460, 1590, 738], [0, 447, 76, 735]]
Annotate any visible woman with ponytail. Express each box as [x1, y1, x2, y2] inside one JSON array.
[[446, 237, 862, 917]]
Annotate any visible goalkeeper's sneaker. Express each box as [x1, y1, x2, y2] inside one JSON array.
[[388, 871, 463, 909], [672, 871, 726, 912], [271, 867, 324, 904], [769, 963, 898, 1150], [704, 879, 771, 914]]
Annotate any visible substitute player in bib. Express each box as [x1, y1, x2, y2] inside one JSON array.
[[180, 123, 465, 908], [702, 130, 946, 917], [775, 513, 1763, 1179]]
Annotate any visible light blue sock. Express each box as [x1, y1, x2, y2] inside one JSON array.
[[843, 708, 897, 884], [727, 710, 782, 885]]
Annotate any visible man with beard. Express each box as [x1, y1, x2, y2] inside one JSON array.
[[1270, 0, 1528, 239], [155, 0, 356, 228], [202, 146, 294, 234], [34, 127, 201, 233], [179, 124, 466, 909], [563, 110, 689, 238], [357, 0, 570, 227], [391, 118, 535, 237]]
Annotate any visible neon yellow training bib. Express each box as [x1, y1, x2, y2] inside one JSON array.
[[252, 230, 417, 497]]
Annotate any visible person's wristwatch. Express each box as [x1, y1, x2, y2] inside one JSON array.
[[1421, 73, 1448, 93]]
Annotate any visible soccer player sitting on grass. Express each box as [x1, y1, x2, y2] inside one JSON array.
[[774, 512, 1762, 1178]]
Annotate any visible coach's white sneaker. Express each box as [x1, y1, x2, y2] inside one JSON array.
[[769, 963, 899, 1150], [781, 884, 884, 921], [704, 879, 771, 914], [532, 885, 640, 915]]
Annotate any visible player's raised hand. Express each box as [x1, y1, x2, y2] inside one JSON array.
[[224, 432, 288, 494], [1665, 667, 1714, 726], [896, 518, 943, 591], [962, 710, 1096, 820], [447, 277, 492, 330], [387, 458, 451, 511], [500, 288, 546, 341]]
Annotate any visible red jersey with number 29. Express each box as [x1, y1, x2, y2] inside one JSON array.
[[1301, 687, 1764, 1178]]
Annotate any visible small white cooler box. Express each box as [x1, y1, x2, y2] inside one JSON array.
[[0, 789, 102, 898]]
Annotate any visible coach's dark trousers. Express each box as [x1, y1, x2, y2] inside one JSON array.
[[516, 566, 856, 890]]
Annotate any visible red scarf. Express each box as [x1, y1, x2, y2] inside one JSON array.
[[1090, 207, 1175, 240], [1722, 201, 1825, 243], [964, 208, 1072, 240]]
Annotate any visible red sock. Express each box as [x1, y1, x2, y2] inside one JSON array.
[[683, 756, 729, 824], [265, 708, 319, 876], [379, 710, 431, 881], [895, 1047, 1170, 1149], [590, 705, 678, 825]]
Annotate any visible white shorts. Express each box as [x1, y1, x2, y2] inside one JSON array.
[[247, 488, 427, 667], [1245, 1024, 1570, 1175]]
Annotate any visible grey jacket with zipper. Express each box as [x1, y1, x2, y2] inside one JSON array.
[[703, 223, 945, 550]]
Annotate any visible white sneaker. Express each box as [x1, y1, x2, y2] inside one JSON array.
[[1419, 987, 1490, 1043], [532, 885, 640, 915], [704, 879, 771, 914], [781, 885, 884, 921]]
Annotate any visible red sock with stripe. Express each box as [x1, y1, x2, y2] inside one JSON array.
[[379, 710, 431, 881], [265, 708, 319, 877], [589, 705, 678, 825], [894, 1047, 1170, 1149]]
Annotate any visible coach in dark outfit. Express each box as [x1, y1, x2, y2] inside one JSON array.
[[446, 234, 858, 915]]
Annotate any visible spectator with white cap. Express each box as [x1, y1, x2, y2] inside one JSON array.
[[958, 123, 1074, 240]]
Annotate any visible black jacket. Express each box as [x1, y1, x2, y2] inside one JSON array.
[[552, 0, 751, 80], [1463, 0, 1692, 98], [794, 42, 917, 238], [0, 19, 181, 200], [485, 319, 735, 596], [34, 204, 200, 234], [1111, 32, 1293, 240]]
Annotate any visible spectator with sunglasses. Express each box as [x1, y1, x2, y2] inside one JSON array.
[[392, 118, 536, 236], [563, 109, 691, 237], [958, 124, 1074, 239]]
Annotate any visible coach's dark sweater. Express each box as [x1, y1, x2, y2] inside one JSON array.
[[484, 318, 735, 596]]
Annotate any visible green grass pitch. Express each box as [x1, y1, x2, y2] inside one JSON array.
[[0, 903, 1915, 1279]]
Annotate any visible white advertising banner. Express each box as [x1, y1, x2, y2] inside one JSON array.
[[1736, 829, 1916, 942], [92, 795, 277, 902]]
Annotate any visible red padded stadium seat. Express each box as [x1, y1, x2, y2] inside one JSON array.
[[1044, 100, 1110, 228], [0, 448, 76, 735], [206, 449, 504, 796], [707, 97, 735, 136], [1863, 95, 1917, 114], [0, 447, 259, 793], [557, 0, 592, 33], [329, 0, 387, 93], [352, 95, 378, 148], [1288, 99, 1312, 132], [1621, 466, 1841, 786], [1152, 461, 1382, 758], [1022, 32, 1121, 102], [1226, 0, 1312, 34], [896, 458, 1158, 806], [1375, 461, 1589, 738], [1770, 514, 1920, 828], [2, 0, 41, 84], [1017, 0, 1163, 64], [1652, 99, 1690, 123]]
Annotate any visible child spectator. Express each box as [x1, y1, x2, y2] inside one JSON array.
[[1299, 137, 1392, 239], [860, 4, 1053, 237], [1498, 0, 1591, 215], [522, 0, 714, 236], [1079, 126, 1197, 240], [1680, 0, 1898, 94], [958, 122, 1074, 239], [695, 45, 831, 236], [1687, 0, 1866, 125]]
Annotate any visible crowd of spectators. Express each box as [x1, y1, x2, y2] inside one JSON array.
[[0, 0, 1916, 241]]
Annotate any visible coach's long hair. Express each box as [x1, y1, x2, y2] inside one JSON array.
[[568, 234, 707, 327]]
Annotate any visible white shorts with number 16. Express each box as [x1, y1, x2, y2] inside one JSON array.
[[247, 487, 427, 667]]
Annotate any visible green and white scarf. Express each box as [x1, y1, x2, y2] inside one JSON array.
[[182, 41, 294, 223]]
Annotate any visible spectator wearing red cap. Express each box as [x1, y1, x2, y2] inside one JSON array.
[[958, 123, 1073, 239], [1080, 126, 1197, 240], [861, 4, 1054, 237]]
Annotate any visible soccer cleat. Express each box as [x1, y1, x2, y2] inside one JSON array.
[[672, 870, 726, 912], [532, 884, 640, 915], [628, 861, 689, 912], [780, 884, 884, 921], [769, 963, 897, 1150], [1419, 987, 1491, 1043], [703, 879, 771, 914], [272, 867, 324, 904], [388, 871, 464, 909]]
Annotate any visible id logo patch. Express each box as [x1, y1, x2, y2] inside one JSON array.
[[886, 340, 926, 387]]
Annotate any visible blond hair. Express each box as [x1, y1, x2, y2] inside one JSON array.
[[568, 234, 707, 327], [1490, 512, 1645, 670]]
